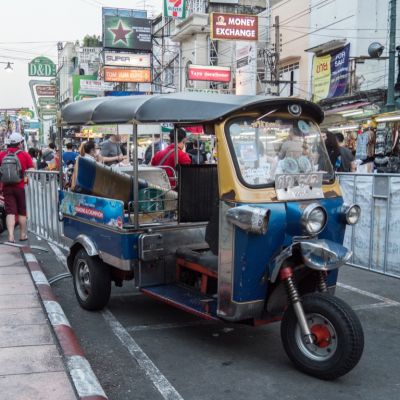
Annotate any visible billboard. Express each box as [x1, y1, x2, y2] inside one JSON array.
[[72, 75, 97, 101], [103, 16, 152, 51], [103, 67, 151, 83], [102, 7, 147, 18], [35, 85, 56, 96], [163, 0, 187, 19], [235, 42, 257, 95], [312, 44, 350, 101], [28, 56, 56, 77], [188, 65, 231, 82], [211, 13, 258, 41], [103, 51, 151, 67]]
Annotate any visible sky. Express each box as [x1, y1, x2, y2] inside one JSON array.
[[0, 0, 162, 111]]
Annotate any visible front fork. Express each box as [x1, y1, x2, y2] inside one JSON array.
[[279, 266, 328, 345]]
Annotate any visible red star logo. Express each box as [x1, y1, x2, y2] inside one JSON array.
[[109, 20, 131, 45]]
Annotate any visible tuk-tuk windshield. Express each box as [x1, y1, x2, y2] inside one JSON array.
[[226, 116, 334, 188]]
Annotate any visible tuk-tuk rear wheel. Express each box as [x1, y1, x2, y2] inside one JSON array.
[[281, 293, 364, 380], [73, 248, 111, 311]]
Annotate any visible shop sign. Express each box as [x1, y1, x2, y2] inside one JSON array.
[[103, 51, 151, 67], [104, 67, 151, 83], [38, 97, 56, 107], [35, 85, 56, 96], [79, 79, 115, 93], [188, 65, 231, 82], [211, 13, 258, 41], [236, 42, 257, 95], [103, 16, 152, 51], [163, 0, 187, 19], [72, 75, 97, 102], [28, 56, 56, 77], [312, 44, 350, 101]]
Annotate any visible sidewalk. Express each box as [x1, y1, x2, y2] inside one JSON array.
[[0, 243, 107, 400]]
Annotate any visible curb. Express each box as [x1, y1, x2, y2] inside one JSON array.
[[21, 246, 108, 400]]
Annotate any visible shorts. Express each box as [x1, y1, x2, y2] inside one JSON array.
[[3, 186, 26, 216]]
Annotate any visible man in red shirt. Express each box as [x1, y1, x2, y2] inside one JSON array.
[[0, 132, 34, 242], [151, 128, 191, 188]]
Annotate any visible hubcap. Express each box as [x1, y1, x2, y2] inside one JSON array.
[[295, 313, 337, 361], [75, 259, 91, 300]]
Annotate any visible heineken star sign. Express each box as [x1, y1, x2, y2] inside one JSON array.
[[103, 16, 152, 51], [28, 57, 56, 77]]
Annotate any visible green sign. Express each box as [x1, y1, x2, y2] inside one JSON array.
[[103, 16, 152, 51], [38, 97, 56, 106], [72, 75, 97, 102], [28, 56, 56, 77], [163, 0, 187, 19]]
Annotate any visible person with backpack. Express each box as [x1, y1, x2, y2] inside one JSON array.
[[0, 132, 33, 243]]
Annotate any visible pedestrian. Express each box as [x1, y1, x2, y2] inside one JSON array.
[[187, 140, 206, 164], [0, 132, 34, 242], [62, 142, 78, 166], [324, 131, 341, 170], [151, 128, 191, 188], [28, 148, 38, 169], [100, 134, 126, 166], [144, 134, 163, 164], [335, 133, 356, 172]]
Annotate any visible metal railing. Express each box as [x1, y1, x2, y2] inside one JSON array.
[[338, 172, 400, 279], [25, 170, 66, 248]]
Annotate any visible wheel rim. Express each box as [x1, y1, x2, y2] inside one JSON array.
[[75, 259, 91, 301], [295, 312, 337, 361]]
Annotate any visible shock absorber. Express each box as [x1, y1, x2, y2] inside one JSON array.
[[318, 271, 328, 292], [280, 266, 314, 344]]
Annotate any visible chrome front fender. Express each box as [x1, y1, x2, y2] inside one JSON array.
[[270, 239, 351, 283]]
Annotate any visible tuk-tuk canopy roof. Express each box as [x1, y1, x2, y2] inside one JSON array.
[[61, 93, 324, 125]]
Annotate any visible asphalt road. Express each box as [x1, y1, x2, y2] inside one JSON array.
[[25, 234, 400, 400]]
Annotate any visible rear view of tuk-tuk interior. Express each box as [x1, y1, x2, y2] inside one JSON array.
[[60, 93, 364, 380]]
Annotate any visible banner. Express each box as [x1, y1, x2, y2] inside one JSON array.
[[163, 0, 187, 19], [211, 13, 258, 41], [235, 41, 257, 95], [103, 51, 151, 67], [103, 16, 152, 51], [103, 67, 151, 83], [187, 65, 231, 82], [312, 44, 350, 101]]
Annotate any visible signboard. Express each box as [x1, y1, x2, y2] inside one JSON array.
[[188, 65, 231, 82], [38, 97, 56, 106], [209, 0, 239, 3], [104, 67, 151, 83], [103, 51, 151, 67], [28, 56, 56, 77], [163, 0, 187, 19], [79, 79, 115, 93], [235, 42, 257, 95], [103, 16, 152, 51], [72, 75, 97, 101], [105, 91, 148, 96], [211, 13, 258, 41], [35, 85, 56, 96], [102, 7, 147, 18], [312, 44, 350, 101]]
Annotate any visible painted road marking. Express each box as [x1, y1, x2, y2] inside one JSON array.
[[126, 320, 214, 332], [44, 300, 71, 327], [337, 282, 400, 308], [48, 242, 70, 272], [102, 308, 184, 400]]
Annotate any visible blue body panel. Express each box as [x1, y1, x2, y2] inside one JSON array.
[[232, 197, 345, 302], [63, 217, 139, 261]]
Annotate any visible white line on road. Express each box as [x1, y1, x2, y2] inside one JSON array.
[[352, 302, 400, 311], [337, 282, 400, 307], [102, 308, 184, 400], [48, 242, 69, 272], [126, 320, 214, 332]]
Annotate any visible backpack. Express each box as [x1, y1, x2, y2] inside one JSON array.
[[0, 150, 23, 184]]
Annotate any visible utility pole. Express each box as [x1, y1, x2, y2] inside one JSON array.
[[386, 0, 397, 111], [274, 15, 280, 95]]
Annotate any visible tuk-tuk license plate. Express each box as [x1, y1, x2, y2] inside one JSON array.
[[275, 173, 324, 201]]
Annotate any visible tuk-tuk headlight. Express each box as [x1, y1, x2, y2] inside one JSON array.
[[301, 203, 327, 235], [343, 204, 361, 225]]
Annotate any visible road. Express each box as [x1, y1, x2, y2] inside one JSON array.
[[29, 234, 400, 400]]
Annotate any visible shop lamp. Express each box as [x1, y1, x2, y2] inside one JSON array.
[[375, 115, 400, 122], [328, 125, 358, 132]]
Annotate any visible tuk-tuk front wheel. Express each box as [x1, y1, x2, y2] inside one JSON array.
[[281, 293, 364, 380], [73, 248, 111, 311]]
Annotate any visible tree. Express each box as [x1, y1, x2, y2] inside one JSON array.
[[82, 35, 102, 47]]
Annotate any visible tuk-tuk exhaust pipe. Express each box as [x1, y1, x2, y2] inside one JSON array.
[[280, 267, 314, 345]]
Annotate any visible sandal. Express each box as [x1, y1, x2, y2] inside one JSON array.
[[19, 238, 28, 242]]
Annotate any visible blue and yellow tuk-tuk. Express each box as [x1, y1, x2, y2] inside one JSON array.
[[59, 93, 363, 379]]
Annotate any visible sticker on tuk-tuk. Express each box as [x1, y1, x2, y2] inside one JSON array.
[[275, 173, 324, 201]]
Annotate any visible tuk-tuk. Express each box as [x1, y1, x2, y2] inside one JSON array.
[[59, 93, 364, 380]]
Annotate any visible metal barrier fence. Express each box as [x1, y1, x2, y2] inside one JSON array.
[[25, 171, 66, 248], [338, 172, 400, 279]]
